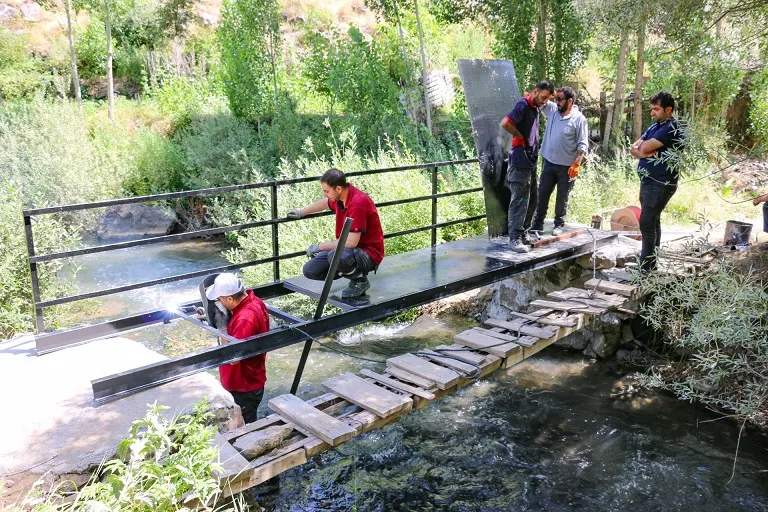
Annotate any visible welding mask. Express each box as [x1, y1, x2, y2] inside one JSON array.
[[199, 273, 231, 332]]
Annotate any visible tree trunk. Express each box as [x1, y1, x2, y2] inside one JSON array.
[[607, 28, 629, 146], [396, 15, 417, 124], [414, 0, 432, 134], [535, 0, 548, 80], [268, 30, 279, 112], [64, 0, 81, 107], [632, 22, 646, 140], [105, 4, 114, 122]]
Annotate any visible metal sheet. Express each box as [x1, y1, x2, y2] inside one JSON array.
[[457, 59, 521, 237]]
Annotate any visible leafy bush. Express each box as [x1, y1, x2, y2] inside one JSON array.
[[76, 21, 109, 79], [148, 75, 228, 132], [16, 400, 246, 511], [123, 128, 186, 195], [749, 66, 768, 148], [636, 262, 768, 427], [0, 181, 80, 338]]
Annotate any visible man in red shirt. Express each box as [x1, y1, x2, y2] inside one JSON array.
[[205, 272, 270, 424], [287, 168, 384, 298]]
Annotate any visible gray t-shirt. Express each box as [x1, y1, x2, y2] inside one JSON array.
[[540, 101, 589, 167]]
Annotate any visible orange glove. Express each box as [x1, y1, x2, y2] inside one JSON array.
[[567, 162, 580, 180]]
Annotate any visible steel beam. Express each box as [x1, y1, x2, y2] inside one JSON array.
[[91, 234, 617, 402]]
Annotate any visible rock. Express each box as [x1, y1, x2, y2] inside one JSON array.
[[0, 3, 19, 20], [19, 1, 41, 21], [97, 203, 178, 240], [555, 330, 589, 351], [198, 11, 218, 26], [616, 348, 643, 363], [577, 236, 642, 270], [589, 331, 620, 359], [233, 424, 294, 460]]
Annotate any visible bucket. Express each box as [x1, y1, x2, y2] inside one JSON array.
[[723, 220, 752, 246]]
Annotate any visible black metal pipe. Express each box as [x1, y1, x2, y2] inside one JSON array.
[[23, 214, 44, 333], [270, 183, 280, 282], [431, 167, 438, 248], [24, 159, 478, 216], [290, 217, 354, 395]]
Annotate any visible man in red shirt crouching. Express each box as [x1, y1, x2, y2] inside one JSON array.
[[287, 168, 385, 298], [205, 273, 269, 424]]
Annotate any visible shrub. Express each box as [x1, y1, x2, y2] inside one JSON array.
[[749, 66, 768, 148], [76, 21, 109, 79], [0, 28, 46, 100], [123, 128, 186, 195], [636, 262, 768, 427]]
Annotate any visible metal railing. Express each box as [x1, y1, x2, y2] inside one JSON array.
[[23, 158, 482, 333]]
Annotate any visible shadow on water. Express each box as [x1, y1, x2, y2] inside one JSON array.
[[253, 349, 768, 512]]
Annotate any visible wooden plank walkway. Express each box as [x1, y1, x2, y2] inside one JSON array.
[[212, 272, 641, 497]]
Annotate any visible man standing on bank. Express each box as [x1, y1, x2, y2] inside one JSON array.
[[630, 91, 684, 272], [205, 272, 270, 424], [287, 168, 384, 298], [530, 86, 588, 237], [500, 80, 555, 253]]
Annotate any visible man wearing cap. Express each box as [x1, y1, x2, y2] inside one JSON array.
[[287, 168, 384, 298], [206, 272, 270, 424], [500, 80, 555, 253]]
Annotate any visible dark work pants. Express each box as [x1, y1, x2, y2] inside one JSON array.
[[639, 181, 677, 272], [532, 159, 574, 231], [230, 387, 264, 424], [507, 166, 538, 239], [763, 203, 768, 232], [302, 247, 376, 281]]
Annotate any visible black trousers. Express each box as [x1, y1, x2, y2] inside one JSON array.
[[531, 159, 574, 230], [230, 387, 264, 424], [639, 181, 677, 271], [302, 247, 376, 281], [763, 202, 768, 233], [506, 166, 538, 239]]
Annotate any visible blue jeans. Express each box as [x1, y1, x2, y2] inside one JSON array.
[[639, 181, 677, 271], [302, 247, 376, 281], [531, 159, 574, 230], [506, 166, 538, 239]]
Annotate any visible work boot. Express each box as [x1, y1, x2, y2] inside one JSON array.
[[342, 276, 370, 298], [509, 238, 530, 253], [552, 226, 564, 236]]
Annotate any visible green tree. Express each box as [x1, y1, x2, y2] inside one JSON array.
[[218, 0, 281, 123], [40, 0, 83, 106]]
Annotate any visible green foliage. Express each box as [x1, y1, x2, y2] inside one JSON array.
[[218, 0, 282, 122], [749, 66, 768, 148], [0, 181, 81, 338], [18, 400, 245, 511], [0, 29, 50, 100], [76, 21, 109, 78], [122, 129, 185, 195], [148, 75, 228, 131], [636, 262, 768, 426]]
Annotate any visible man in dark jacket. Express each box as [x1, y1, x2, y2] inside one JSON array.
[[206, 272, 270, 424], [500, 80, 555, 253]]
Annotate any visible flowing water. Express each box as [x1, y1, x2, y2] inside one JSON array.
[[71, 241, 768, 511]]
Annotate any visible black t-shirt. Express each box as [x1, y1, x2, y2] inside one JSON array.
[[637, 118, 684, 185]]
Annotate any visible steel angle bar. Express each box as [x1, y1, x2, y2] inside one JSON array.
[[91, 234, 617, 402], [34, 281, 292, 355], [281, 281, 356, 311]]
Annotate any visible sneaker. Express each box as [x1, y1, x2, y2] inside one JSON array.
[[551, 227, 564, 236], [521, 232, 532, 245], [342, 277, 370, 298], [509, 238, 530, 253]]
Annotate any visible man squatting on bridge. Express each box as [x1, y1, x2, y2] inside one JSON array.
[[206, 272, 270, 423], [500, 80, 555, 253], [530, 86, 588, 237], [287, 168, 385, 298], [630, 91, 684, 272]]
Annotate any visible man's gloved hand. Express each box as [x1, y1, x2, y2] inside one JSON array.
[[287, 208, 303, 219], [567, 162, 580, 180], [306, 243, 321, 258]]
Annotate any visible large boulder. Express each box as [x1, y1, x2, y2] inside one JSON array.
[[0, 3, 19, 20], [19, 1, 41, 21], [97, 204, 178, 240]]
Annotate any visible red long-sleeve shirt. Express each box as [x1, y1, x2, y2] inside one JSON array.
[[219, 290, 269, 392]]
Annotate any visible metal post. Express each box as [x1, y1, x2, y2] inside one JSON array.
[[270, 183, 280, 281], [290, 217, 354, 395], [431, 166, 438, 249], [23, 214, 44, 333]]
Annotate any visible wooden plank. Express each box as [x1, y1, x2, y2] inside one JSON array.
[[507, 310, 576, 327], [469, 327, 537, 347], [359, 369, 436, 400], [529, 299, 605, 315], [601, 269, 634, 282], [547, 290, 623, 308], [213, 433, 251, 483], [384, 366, 435, 389], [531, 230, 584, 247], [484, 317, 556, 339], [548, 287, 625, 304], [267, 394, 356, 447], [583, 278, 639, 298], [387, 354, 460, 390], [418, 349, 479, 375], [322, 373, 412, 417], [433, 345, 487, 365], [454, 329, 521, 358]]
